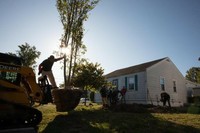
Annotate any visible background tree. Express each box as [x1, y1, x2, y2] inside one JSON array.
[[185, 67, 200, 84], [8, 42, 41, 69], [72, 61, 106, 104], [57, 0, 99, 86], [72, 61, 106, 89]]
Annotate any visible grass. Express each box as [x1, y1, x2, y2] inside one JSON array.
[[37, 103, 200, 133]]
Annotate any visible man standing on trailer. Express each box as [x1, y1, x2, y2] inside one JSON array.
[[38, 55, 64, 88]]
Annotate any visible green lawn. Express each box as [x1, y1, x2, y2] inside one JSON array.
[[37, 103, 200, 133]]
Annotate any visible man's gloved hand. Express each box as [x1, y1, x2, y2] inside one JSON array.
[[38, 67, 42, 75], [38, 71, 41, 75]]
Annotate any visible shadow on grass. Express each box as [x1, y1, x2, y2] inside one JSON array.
[[41, 105, 200, 133]]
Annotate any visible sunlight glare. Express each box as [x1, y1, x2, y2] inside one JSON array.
[[60, 45, 71, 56]]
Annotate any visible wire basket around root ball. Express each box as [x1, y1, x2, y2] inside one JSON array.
[[51, 87, 82, 112]]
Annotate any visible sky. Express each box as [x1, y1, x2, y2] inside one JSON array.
[[0, 0, 200, 85]]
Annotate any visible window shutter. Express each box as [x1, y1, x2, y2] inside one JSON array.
[[135, 75, 138, 91], [125, 77, 127, 89]]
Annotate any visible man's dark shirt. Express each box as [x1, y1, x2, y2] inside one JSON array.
[[40, 59, 54, 71], [161, 92, 170, 101], [38, 56, 63, 75]]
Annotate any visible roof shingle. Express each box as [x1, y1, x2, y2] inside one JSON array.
[[105, 57, 167, 78]]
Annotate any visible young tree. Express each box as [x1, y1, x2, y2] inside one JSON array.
[[185, 67, 200, 83], [8, 42, 41, 69], [57, 0, 99, 86]]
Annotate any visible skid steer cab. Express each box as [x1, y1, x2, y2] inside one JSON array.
[[0, 53, 53, 132]]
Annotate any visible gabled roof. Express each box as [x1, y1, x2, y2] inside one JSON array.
[[105, 57, 167, 78]]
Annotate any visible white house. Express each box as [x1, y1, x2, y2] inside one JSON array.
[[185, 80, 200, 103], [95, 57, 188, 107], [186, 80, 200, 96]]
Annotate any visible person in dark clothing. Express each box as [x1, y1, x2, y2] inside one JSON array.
[[38, 55, 64, 88], [107, 88, 112, 105], [100, 86, 108, 108], [111, 88, 120, 105], [160, 92, 171, 107], [121, 86, 127, 104]]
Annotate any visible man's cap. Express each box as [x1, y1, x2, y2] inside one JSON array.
[[49, 55, 55, 59]]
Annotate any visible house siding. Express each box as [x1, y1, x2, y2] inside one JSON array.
[[146, 58, 187, 106]]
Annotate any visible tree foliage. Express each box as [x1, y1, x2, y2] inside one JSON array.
[[72, 61, 106, 90], [56, 0, 99, 86], [185, 67, 200, 83], [8, 42, 41, 69]]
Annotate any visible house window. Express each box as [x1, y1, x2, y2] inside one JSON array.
[[128, 75, 138, 91], [173, 81, 177, 92], [128, 77, 135, 90], [112, 79, 118, 89], [160, 77, 165, 91]]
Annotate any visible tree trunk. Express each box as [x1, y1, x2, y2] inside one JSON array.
[[71, 43, 79, 79], [67, 40, 74, 85], [64, 55, 67, 87]]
